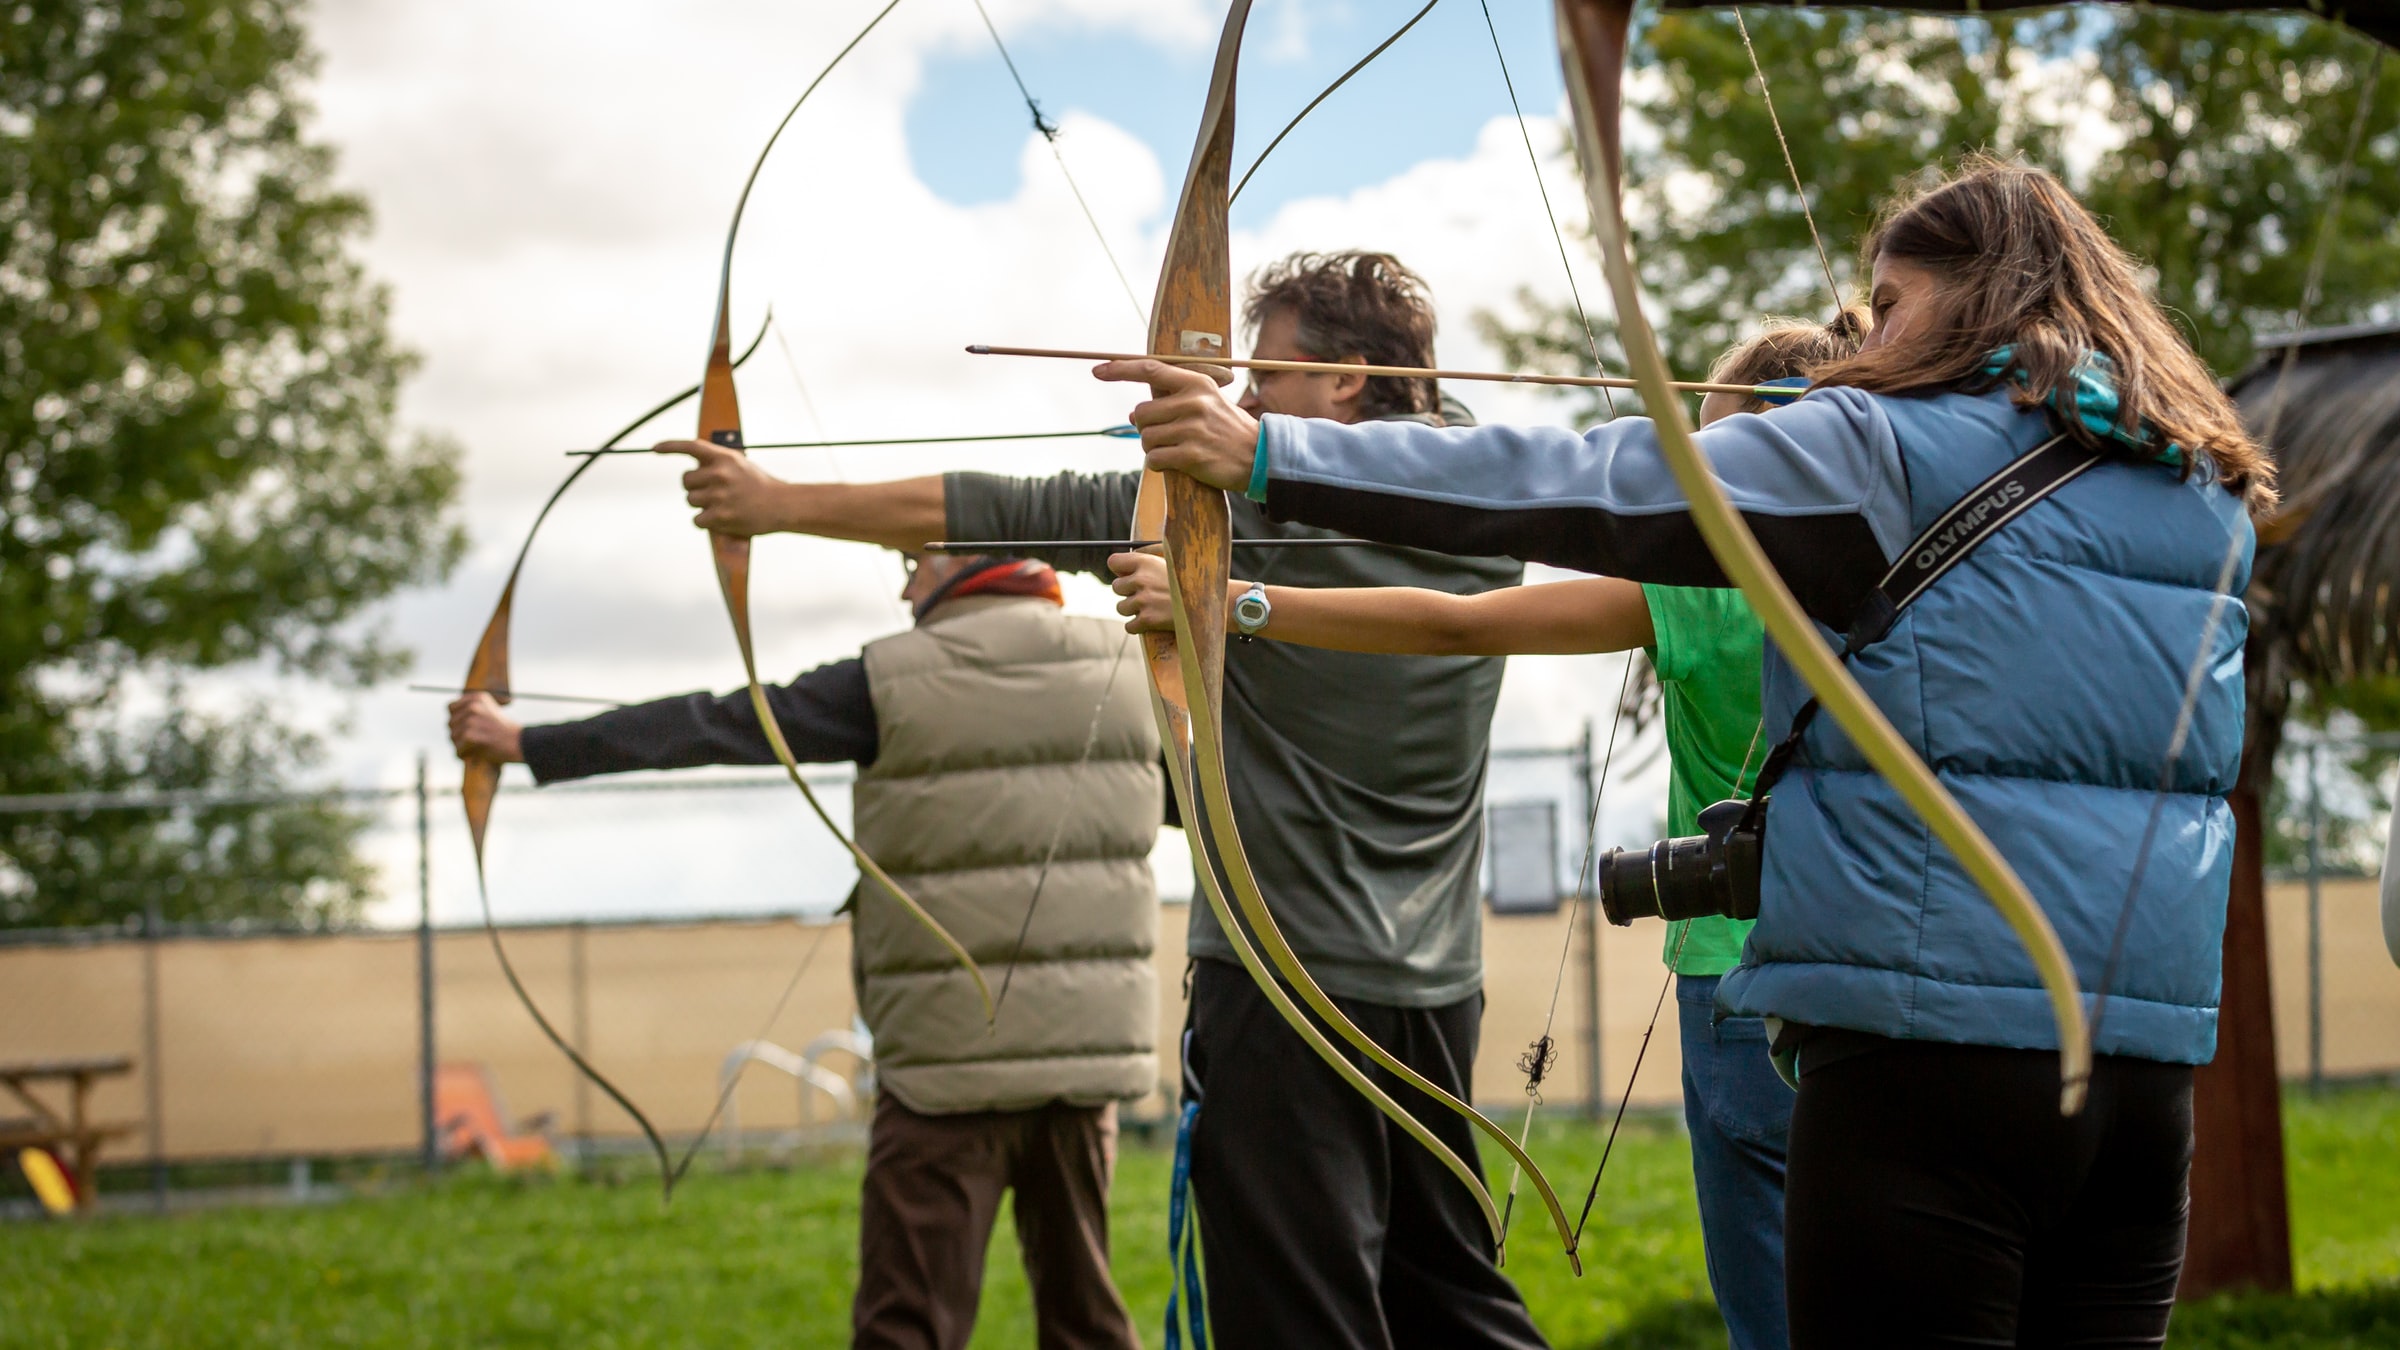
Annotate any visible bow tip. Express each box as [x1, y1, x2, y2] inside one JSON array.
[[2059, 1072, 2091, 1117]]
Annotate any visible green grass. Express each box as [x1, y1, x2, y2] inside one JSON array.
[[4, 1087, 2396, 1348]]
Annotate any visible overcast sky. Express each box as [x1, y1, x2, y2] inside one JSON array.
[[295, 0, 1674, 927]]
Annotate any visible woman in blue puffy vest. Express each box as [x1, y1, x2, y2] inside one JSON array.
[[1102, 158, 2273, 1347]]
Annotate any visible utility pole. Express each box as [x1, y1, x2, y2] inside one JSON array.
[[571, 921, 593, 1167], [417, 752, 438, 1176], [2306, 742, 2324, 1096], [1576, 717, 1603, 1120], [143, 895, 166, 1214]]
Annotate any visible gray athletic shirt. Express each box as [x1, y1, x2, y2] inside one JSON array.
[[944, 421, 1522, 1008]]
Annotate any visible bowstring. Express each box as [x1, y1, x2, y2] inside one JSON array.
[[769, 316, 833, 444], [1496, 651, 1635, 1256], [1572, 707, 1770, 1245], [1480, 0, 1682, 1252], [767, 313, 906, 605], [667, 917, 839, 1187], [1230, 0, 1444, 206], [989, 632, 1137, 1022], [2089, 45, 2385, 1045], [1732, 7, 1843, 313], [1478, 0, 1619, 417], [970, 0, 1149, 328]]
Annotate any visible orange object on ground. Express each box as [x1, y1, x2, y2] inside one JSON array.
[[17, 1146, 76, 1215], [434, 1063, 558, 1170]]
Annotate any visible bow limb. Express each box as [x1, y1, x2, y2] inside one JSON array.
[[692, 0, 991, 1024], [464, 0, 907, 851], [1551, 0, 2090, 1113], [458, 318, 769, 1198], [1142, 0, 1581, 1267], [696, 309, 993, 1024], [462, 315, 771, 860]]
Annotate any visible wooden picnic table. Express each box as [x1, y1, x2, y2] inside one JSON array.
[[0, 1055, 137, 1213]]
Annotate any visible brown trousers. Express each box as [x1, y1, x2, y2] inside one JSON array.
[[853, 1094, 1139, 1350]]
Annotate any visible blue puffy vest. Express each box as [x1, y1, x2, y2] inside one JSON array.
[[1714, 387, 2251, 1066]]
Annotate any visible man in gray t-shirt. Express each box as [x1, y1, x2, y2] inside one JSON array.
[[666, 250, 1545, 1348]]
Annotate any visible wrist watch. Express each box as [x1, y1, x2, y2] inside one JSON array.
[[1232, 582, 1272, 639]]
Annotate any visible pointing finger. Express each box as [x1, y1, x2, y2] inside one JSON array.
[[1093, 358, 1232, 391]]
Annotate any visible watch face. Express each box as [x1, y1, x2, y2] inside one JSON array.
[[1234, 587, 1270, 632]]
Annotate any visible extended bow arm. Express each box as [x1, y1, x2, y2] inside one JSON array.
[[1550, 0, 2091, 1113]]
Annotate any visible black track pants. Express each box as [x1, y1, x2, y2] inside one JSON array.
[[1784, 1038, 2193, 1349], [1184, 957, 1548, 1350]]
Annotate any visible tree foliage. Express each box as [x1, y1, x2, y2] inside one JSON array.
[[0, 1, 462, 928], [1482, 8, 2400, 420], [1482, 7, 2400, 857]]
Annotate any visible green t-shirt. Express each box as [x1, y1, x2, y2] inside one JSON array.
[[1641, 584, 1768, 977]]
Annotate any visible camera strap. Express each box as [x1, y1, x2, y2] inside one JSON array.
[[1745, 429, 2101, 812]]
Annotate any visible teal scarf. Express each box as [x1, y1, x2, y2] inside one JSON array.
[[1982, 346, 2187, 468]]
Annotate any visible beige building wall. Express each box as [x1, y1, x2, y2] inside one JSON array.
[[2, 882, 2393, 1161]]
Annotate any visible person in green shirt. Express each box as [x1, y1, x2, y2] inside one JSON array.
[[1111, 312, 1864, 1350]]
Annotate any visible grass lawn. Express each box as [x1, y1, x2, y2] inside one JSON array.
[[4, 1086, 2396, 1348]]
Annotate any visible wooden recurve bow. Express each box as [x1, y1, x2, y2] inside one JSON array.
[[1550, 0, 2092, 1118], [459, 319, 769, 1196], [1139, 0, 1584, 1270], [690, 0, 991, 1023], [458, 0, 986, 1203]]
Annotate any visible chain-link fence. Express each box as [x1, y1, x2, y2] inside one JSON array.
[[5, 727, 2396, 1212]]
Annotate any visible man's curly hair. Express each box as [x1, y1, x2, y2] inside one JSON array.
[[1244, 251, 1439, 420]]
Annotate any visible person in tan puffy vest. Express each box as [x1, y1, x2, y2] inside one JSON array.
[[449, 552, 1160, 1350]]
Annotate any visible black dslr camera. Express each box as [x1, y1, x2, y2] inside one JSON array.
[[1596, 797, 1766, 926]]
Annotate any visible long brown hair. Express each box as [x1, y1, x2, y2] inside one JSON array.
[[1814, 157, 2274, 507]]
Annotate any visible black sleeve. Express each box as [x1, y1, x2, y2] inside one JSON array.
[[943, 469, 1143, 581], [519, 657, 879, 784]]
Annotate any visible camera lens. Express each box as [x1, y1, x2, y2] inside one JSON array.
[[1597, 831, 1731, 925], [1597, 843, 1664, 925]]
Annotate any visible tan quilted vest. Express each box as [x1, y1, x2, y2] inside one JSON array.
[[853, 594, 1161, 1114]]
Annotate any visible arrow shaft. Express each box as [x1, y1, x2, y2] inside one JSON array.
[[921, 537, 1371, 552], [968, 343, 1780, 397], [569, 426, 1136, 457], [412, 683, 626, 708]]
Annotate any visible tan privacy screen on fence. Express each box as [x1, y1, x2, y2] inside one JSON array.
[[3, 881, 2396, 1162]]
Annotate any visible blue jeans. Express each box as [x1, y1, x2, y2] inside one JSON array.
[[1678, 974, 1796, 1350]]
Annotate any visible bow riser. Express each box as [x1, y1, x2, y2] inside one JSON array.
[[1553, 0, 2090, 1113], [1136, 0, 1242, 789], [460, 586, 513, 858], [700, 288, 753, 604], [1144, 0, 1242, 728]]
